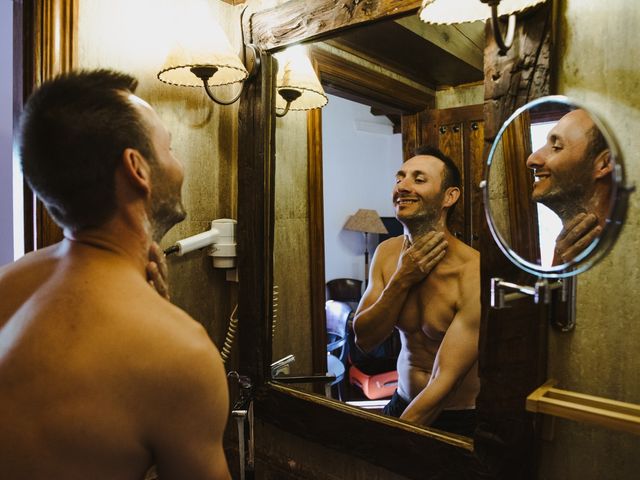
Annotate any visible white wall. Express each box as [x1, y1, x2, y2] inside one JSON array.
[[322, 93, 402, 285], [0, 1, 14, 266]]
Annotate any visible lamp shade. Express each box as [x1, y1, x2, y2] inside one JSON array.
[[274, 46, 328, 113], [157, 16, 248, 87], [344, 209, 388, 235], [419, 0, 546, 24]]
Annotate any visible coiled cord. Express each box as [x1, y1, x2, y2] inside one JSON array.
[[272, 285, 279, 341], [220, 304, 238, 365]]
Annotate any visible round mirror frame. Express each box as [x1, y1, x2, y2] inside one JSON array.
[[483, 95, 632, 278]]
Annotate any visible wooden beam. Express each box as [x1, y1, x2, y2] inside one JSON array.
[[395, 16, 484, 71], [326, 19, 482, 88], [237, 51, 276, 384], [255, 383, 488, 480], [249, 0, 422, 51], [306, 104, 328, 380], [310, 45, 434, 114], [476, 2, 553, 476]]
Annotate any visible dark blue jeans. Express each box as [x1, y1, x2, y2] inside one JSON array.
[[383, 390, 477, 437]]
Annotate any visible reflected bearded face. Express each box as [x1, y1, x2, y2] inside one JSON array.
[[393, 155, 447, 229], [526, 109, 596, 210]]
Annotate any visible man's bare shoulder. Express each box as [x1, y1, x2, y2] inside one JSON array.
[[0, 245, 57, 282], [375, 235, 405, 256], [446, 237, 480, 271]]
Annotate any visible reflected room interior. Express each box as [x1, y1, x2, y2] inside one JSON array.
[[270, 14, 486, 435]]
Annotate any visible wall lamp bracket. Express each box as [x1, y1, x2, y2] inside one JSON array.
[[275, 88, 303, 117], [482, 0, 517, 55], [157, 5, 262, 107], [190, 44, 261, 106]]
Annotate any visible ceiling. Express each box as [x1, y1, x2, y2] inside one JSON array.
[[327, 16, 485, 91]]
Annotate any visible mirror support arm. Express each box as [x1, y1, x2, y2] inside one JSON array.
[[491, 277, 576, 331], [491, 277, 567, 308]]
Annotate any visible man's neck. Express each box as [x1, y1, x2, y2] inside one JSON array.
[[64, 213, 152, 275], [555, 202, 586, 225], [403, 217, 448, 244]]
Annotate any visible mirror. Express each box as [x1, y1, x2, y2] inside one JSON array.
[[270, 13, 486, 439], [484, 95, 631, 278], [239, 1, 558, 475]]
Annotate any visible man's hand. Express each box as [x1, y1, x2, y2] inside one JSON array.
[[554, 212, 601, 264], [396, 232, 448, 286], [147, 242, 170, 300]]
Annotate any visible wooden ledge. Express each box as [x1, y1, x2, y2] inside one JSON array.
[[526, 380, 640, 435]]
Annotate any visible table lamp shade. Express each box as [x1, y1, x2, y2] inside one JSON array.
[[343, 209, 388, 234]]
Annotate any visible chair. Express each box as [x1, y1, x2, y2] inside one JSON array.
[[325, 279, 400, 401], [325, 300, 352, 400], [326, 278, 362, 311], [347, 326, 399, 400]]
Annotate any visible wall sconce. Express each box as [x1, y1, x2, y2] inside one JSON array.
[[157, 7, 259, 105], [419, 0, 546, 55], [274, 46, 328, 117]]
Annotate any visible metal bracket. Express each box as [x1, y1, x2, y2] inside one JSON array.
[[270, 354, 295, 377], [490, 277, 568, 308], [491, 277, 576, 332], [228, 372, 254, 480]]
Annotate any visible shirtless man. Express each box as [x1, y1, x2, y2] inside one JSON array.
[[0, 70, 231, 479], [353, 146, 480, 436], [526, 108, 612, 264]]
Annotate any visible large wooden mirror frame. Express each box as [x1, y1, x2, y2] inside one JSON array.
[[236, 1, 555, 477]]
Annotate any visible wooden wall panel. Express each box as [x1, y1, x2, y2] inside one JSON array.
[[22, 0, 78, 251], [477, 4, 553, 478]]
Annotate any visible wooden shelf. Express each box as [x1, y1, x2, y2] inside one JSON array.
[[526, 380, 640, 436]]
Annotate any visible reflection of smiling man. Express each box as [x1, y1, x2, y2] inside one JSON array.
[[353, 146, 480, 436], [526, 108, 612, 263]]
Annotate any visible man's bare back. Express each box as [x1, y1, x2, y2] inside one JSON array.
[[0, 241, 229, 480], [375, 235, 480, 410], [5, 69, 232, 478]]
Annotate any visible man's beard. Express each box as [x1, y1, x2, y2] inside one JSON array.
[[396, 191, 444, 238], [149, 169, 187, 241], [533, 173, 591, 224]]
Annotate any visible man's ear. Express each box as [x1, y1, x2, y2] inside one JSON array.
[[593, 149, 613, 180], [443, 187, 461, 209], [121, 148, 152, 195]]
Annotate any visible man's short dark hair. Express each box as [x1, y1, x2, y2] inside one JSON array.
[[20, 69, 155, 231], [413, 145, 461, 218], [586, 123, 608, 162]]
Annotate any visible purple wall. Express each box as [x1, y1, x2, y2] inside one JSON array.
[[0, 2, 14, 266]]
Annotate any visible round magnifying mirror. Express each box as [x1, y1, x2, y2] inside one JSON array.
[[483, 95, 631, 278]]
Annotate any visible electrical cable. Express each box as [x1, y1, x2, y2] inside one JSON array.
[[220, 303, 238, 365], [271, 285, 279, 342]]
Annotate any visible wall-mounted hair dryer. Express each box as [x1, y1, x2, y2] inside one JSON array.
[[164, 218, 236, 268]]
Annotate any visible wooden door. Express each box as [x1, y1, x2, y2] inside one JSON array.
[[402, 104, 484, 250]]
